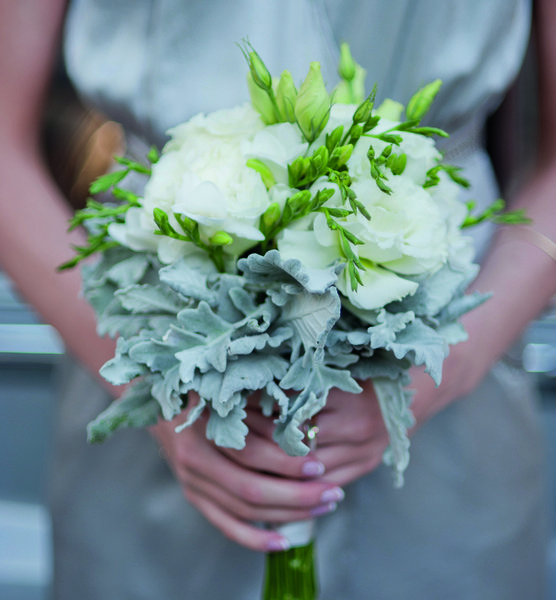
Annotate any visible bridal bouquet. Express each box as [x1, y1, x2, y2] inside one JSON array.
[[61, 43, 526, 600]]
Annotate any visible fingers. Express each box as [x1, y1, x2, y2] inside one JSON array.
[[314, 385, 385, 446], [243, 407, 277, 439], [178, 427, 342, 511], [150, 386, 393, 552], [218, 429, 325, 479], [184, 469, 338, 524], [183, 488, 291, 553], [151, 416, 345, 550], [314, 440, 386, 486]]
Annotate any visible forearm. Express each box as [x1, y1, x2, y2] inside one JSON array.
[[0, 142, 117, 394], [412, 163, 556, 423], [0, 0, 117, 393]]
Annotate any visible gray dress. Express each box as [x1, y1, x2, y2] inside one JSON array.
[[50, 1, 548, 598]]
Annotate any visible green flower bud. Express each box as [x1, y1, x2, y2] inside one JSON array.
[[380, 144, 393, 160], [406, 79, 442, 122], [387, 153, 407, 175], [375, 98, 404, 121], [263, 202, 281, 230], [246, 158, 276, 190], [147, 146, 160, 164], [248, 49, 272, 90], [287, 190, 312, 214], [288, 156, 311, 186], [332, 64, 367, 104], [311, 146, 329, 172], [247, 72, 278, 125], [153, 207, 170, 233], [348, 124, 363, 144], [175, 213, 197, 234], [276, 70, 297, 123], [295, 62, 331, 143], [364, 114, 380, 132], [330, 144, 353, 169], [210, 231, 233, 246], [326, 126, 344, 153], [338, 42, 356, 81], [353, 98, 374, 124]]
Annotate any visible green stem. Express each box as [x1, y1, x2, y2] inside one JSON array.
[[262, 541, 318, 600]]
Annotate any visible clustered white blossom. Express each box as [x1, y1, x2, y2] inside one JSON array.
[[109, 101, 473, 311]]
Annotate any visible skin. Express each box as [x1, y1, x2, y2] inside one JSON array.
[[2, 0, 556, 554]]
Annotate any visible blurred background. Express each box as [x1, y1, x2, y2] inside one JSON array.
[[1, 44, 556, 600]]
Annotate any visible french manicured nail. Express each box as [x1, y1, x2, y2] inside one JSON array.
[[301, 461, 325, 477], [320, 487, 345, 504], [311, 502, 337, 517], [267, 538, 290, 552]]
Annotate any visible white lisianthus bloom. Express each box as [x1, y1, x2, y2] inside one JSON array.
[[109, 104, 270, 263]]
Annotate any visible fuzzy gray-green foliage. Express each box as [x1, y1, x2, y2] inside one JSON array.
[[84, 246, 488, 482]]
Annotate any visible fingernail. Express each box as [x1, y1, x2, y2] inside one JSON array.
[[320, 487, 345, 504], [267, 538, 290, 552], [301, 461, 325, 477], [311, 502, 337, 517]]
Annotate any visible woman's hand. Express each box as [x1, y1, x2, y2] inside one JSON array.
[[245, 357, 468, 490], [152, 364, 459, 553], [149, 395, 346, 553], [244, 383, 391, 487]]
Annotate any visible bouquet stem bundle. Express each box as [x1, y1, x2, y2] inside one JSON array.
[[263, 541, 317, 600]]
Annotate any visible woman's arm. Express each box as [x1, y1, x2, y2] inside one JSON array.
[[0, 1, 344, 552], [0, 0, 118, 386], [303, 0, 556, 484]]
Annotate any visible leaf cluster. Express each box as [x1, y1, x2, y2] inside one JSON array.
[[59, 151, 159, 270], [85, 245, 488, 483]]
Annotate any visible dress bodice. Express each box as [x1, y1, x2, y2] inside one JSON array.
[[64, 0, 531, 146]]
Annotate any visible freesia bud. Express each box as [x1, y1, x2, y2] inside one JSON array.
[[210, 231, 233, 246], [263, 202, 281, 230], [311, 146, 329, 171], [406, 79, 442, 122], [380, 145, 393, 160], [276, 70, 297, 123], [153, 208, 170, 233], [295, 62, 331, 143], [246, 158, 276, 190], [288, 156, 311, 186], [176, 213, 197, 233], [387, 153, 407, 175], [326, 126, 344, 153], [330, 144, 353, 169], [287, 190, 312, 214], [338, 43, 356, 81], [348, 124, 363, 144]]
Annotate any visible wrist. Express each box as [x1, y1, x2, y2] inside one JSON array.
[[409, 337, 478, 430]]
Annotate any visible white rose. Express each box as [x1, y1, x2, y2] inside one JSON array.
[[109, 104, 271, 263], [277, 133, 469, 309], [242, 122, 308, 185], [277, 225, 418, 310]]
